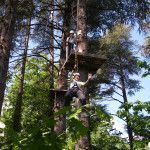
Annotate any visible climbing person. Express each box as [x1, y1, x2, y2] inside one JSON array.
[[65, 72, 92, 106], [66, 30, 76, 61]]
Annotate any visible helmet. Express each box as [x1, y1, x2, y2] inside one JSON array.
[[70, 30, 74, 34], [73, 72, 80, 77]]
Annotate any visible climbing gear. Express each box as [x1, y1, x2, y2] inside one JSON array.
[[70, 81, 80, 89], [72, 82, 79, 89]]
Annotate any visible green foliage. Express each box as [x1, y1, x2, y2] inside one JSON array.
[[91, 117, 129, 150], [1, 57, 62, 149], [138, 61, 150, 77], [2, 57, 95, 149], [92, 130, 130, 150], [1, 0, 150, 149], [96, 23, 145, 149], [2, 119, 65, 150], [98, 24, 142, 97], [117, 101, 150, 149], [87, 0, 149, 36], [65, 106, 90, 149]]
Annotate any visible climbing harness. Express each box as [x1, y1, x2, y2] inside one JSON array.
[[70, 81, 80, 89]]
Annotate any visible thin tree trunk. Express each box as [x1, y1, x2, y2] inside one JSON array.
[[49, 0, 54, 89], [119, 57, 133, 150], [12, 18, 31, 132], [48, 0, 55, 131], [0, 0, 18, 115]]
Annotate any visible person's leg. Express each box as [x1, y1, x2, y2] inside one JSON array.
[[70, 43, 74, 53], [68, 43, 71, 56], [77, 90, 86, 105], [66, 46, 69, 61], [65, 89, 73, 106]]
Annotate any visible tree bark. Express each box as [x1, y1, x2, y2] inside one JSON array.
[[53, 92, 66, 135], [0, 0, 18, 115], [54, 0, 72, 135], [76, 0, 91, 149], [77, 0, 87, 54], [12, 18, 31, 132], [75, 93, 91, 150]]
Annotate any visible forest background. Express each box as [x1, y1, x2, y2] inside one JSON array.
[[0, 0, 149, 150]]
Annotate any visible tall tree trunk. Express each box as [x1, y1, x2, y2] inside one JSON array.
[[77, 0, 87, 54], [12, 18, 31, 132], [54, 0, 72, 135], [76, 0, 91, 149], [119, 58, 133, 150], [0, 0, 18, 115]]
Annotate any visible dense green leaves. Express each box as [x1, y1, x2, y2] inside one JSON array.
[[117, 101, 150, 149]]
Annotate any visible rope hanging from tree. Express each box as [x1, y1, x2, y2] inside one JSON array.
[[74, 49, 78, 72]]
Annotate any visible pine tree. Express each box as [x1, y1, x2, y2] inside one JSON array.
[[12, 18, 31, 132], [0, 0, 18, 115], [99, 24, 142, 149]]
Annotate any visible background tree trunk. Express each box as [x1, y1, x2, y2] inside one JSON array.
[[54, 0, 72, 135], [12, 18, 31, 132], [0, 0, 18, 115]]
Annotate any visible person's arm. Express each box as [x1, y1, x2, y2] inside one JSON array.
[[84, 73, 93, 86], [77, 74, 93, 87], [66, 37, 69, 43], [76, 81, 85, 86]]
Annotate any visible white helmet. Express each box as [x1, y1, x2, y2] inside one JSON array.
[[73, 72, 80, 77], [70, 30, 74, 34]]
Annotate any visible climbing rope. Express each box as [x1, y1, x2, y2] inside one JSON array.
[[74, 48, 78, 72]]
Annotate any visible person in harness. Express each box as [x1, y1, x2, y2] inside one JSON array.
[[66, 30, 76, 61], [65, 72, 92, 106]]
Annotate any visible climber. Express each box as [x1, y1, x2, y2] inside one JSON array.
[[66, 30, 76, 61], [65, 72, 92, 106]]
